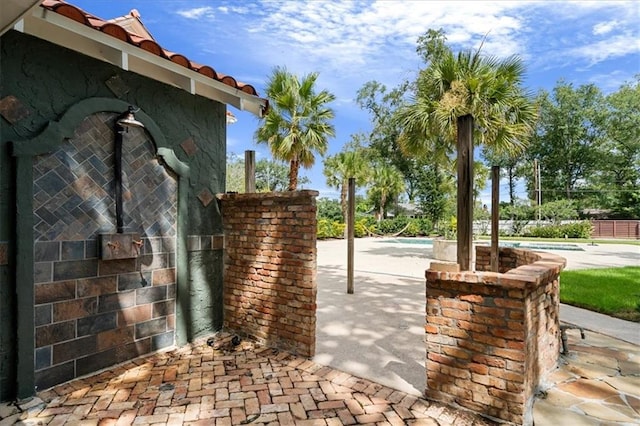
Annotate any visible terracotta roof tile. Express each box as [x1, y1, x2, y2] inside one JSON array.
[[40, 0, 260, 97]]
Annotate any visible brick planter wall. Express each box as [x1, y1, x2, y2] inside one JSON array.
[[425, 248, 565, 425], [218, 191, 318, 357]]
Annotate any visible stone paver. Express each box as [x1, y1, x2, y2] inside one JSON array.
[[533, 329, 640, 426], [1, 333, 495, 426]]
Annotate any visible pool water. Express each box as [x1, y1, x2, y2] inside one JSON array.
[[378, 238, 585, 251]]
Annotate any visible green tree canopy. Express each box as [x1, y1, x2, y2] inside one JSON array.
[[255, 66, 336, 190]]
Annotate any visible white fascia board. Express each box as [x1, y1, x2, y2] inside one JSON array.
[[19, 6, 266, 117]]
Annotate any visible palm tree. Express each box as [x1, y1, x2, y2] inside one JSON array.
[[323, 150, 368, 223], [396, 31, 536, 268], [398, 46, 536, 157], [368, 163, 405, 221], [255, 67, 336, 191]]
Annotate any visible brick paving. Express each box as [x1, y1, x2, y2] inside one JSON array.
[[2, 333, 494, 425]]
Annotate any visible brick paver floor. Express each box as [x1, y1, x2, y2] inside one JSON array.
[[2, 333, 495, 425]]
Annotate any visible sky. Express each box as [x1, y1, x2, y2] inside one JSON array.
[[69, 0, 640, 203]]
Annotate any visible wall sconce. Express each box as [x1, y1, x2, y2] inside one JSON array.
[[117, 105, 145, 130]]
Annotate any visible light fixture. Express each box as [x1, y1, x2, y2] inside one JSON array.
[[117, 105, 144, 129]]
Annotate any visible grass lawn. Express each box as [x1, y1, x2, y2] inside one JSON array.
[[560, 266, 640, 322]]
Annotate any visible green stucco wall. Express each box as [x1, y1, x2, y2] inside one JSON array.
[[0, 30, 227, 400]]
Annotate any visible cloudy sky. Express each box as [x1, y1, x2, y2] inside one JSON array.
[[69, 0, 639, 201]]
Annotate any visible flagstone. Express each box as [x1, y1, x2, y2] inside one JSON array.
[[577, 401, 638, 423], [557, 379, 620, 400], [603, 375, 640, 397], [532, 400, 598, 426]]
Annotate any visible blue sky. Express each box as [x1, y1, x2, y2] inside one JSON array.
[[69, 0, 639, 203]]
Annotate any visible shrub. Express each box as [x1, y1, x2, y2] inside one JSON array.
[[317, 219, 345, 239], [525, 221, 593, 239]]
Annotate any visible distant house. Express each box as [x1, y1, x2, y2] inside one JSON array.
[[0, 0, 267, 401]]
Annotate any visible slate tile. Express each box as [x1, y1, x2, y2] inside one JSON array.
[[36, 321, 75, 347], [34, 361, 74, 391], [136, 285, 166, 305], [98, 290, 135, 313], [53, 259, 98, 281], [61, 241, 85, 261], [77, 312, 117, 337], [34, 262, 53, 284], [135, 318, 166, 339], [34, 241, 60, 262], [77, 276, 117, 298], [118, 271, 151, 291], [152, 331, 174, 351], [152, 300, 175, 318], [35, 346, 51, 370], [35, 281, 76, 304], [35, 304, 52, 326], [76, 348, 116, 377], [53, 335, 97, 364]]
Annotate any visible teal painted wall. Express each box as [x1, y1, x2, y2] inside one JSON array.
[[0, 30, 227, 400]]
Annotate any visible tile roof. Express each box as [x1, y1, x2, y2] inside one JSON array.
[[40, 0, 260, 97]]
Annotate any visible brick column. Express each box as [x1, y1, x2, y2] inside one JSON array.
[[217, 191, 318, 357], [425, 249, 565, 424]]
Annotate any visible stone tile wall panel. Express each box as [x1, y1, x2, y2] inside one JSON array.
[[31, 112, 177, 391]]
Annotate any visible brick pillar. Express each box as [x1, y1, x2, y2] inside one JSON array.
[[217, 191, 318, 357], [425, 249, 565, 425]]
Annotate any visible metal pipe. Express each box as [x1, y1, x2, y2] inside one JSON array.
[[114, 122, 124, 233]]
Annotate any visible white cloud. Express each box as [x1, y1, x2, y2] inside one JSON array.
[[176, 7, 215, 19], [570, 34, 640, 66], [593, 20, 619, 36]]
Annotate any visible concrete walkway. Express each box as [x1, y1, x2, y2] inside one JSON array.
[[315, 237, 640, 425]]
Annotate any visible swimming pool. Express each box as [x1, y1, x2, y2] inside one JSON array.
[[378, 238, 585, 251]]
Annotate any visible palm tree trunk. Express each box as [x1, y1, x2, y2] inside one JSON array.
[[288, 158, 299, 191], [379, 194, 386, 222], [340, 182, 348, 223]]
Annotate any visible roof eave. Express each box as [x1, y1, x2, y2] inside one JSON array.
[[13, 6, 267, 118]]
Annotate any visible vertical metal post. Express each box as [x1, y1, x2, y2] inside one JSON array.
[[491, 166, 500, 272], [114, 123, 125, 233], [456, 115, 474, 271], [347, 177, 355, 294], [245, 150, 255, 193]]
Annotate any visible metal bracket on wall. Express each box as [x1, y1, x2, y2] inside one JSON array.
[[99, 233, 141, 260]]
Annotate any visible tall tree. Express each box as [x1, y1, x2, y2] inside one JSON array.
[[481, 147, 525, 205], [397, 31, 537, 158], [255, 66, 336, 190], [596, 77, 640, 218], [323, 149, 368, 223], [527, 81, 606, 203], [368, 163, 405, 221], [255, 159, 309, 192]]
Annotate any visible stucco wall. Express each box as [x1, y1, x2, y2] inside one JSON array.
[[0, 30, 228, 399]]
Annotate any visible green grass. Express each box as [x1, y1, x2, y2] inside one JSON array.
[[560, 267, 640, 322]]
